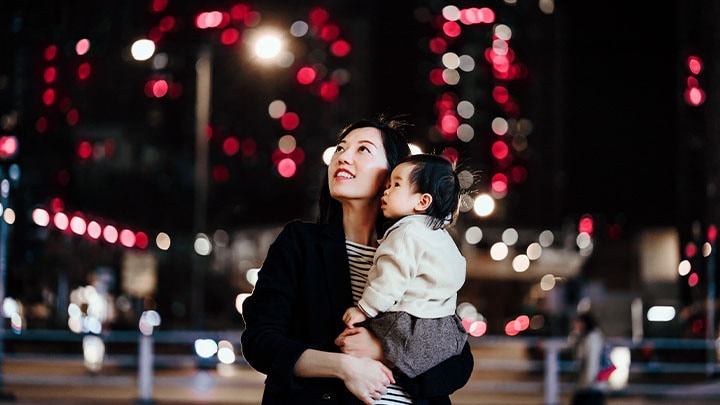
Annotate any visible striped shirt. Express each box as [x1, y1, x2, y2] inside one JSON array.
[[346, 240, 413, 405]]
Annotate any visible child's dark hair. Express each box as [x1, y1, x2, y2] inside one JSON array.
[[400, 154, 460, 230]]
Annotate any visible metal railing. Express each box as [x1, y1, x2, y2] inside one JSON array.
[[1, 330, 719, 404]]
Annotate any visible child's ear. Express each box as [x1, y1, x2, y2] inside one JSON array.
[[415, 193, 433, 212]]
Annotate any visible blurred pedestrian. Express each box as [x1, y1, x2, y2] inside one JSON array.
[[568, 312, 607, 405], [241, 115, 474, 405], [341, 153, 468, 379]]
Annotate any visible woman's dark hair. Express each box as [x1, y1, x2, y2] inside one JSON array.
[[316, 115, 412, 235], [577, 312, 598, 333], [399, 154, 461, 230]]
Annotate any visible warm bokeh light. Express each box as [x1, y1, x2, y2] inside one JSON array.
[[268, 100, 286, 118], [540, 274, 556, 291], [473, 194, 495, 217], [252, 31, 283, 60], [678, 259, 691, 276], [32, 208, 50, 226], [156, 232, 171, 250], [130, 39, 155, 61], [465, 226, 483, 244], [490, 242, 509, 261], [512, 254, 530, 272]]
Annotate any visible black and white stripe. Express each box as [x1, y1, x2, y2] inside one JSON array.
[[346, 240, 413, 405]]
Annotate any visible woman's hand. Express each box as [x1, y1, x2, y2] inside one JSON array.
[[339, 354, 395, 405], [335, 326, 384, 361]]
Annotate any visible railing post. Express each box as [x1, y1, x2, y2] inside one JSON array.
[[137, 333, 156, 405], [544, 339, 563, 405]]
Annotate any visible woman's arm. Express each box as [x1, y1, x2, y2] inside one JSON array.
[[337, 327, 474, 399], [241, 222, 308, 390], [295, 349, 395, 405]]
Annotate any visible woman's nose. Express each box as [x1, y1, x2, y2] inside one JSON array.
[[337, 149, 352, 164]]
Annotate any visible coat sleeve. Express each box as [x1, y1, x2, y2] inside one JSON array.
[[397, 340, 474, 399], [240, 221, 310, 392]]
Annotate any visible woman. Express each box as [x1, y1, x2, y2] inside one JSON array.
[[569, 312, 607, 405], [241, 116, 474, 405]]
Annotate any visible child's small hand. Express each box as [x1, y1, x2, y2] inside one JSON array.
[[343, 306, 368, 327]]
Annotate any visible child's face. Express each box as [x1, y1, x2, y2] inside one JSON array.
[[380, 162, 425, 219]]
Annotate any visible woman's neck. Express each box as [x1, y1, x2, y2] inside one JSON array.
[[342, 202, 379, 247]]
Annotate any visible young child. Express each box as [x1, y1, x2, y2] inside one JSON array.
[[342, 153, 468, 379]]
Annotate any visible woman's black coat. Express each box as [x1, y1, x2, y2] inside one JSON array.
[[241, 220, 474, 404]]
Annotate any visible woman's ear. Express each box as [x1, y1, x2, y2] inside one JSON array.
[[414, 193, 433, 212]]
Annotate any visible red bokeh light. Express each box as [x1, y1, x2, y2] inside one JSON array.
[[87, 221, 102, 239], [230, 4, 251, 21], [0, 136, 18, 159], [687, 55, 703, 75], [281, 112, 300, 130], [492, 86, 509, 104], [70, 215, 87, 235], [579, 215, 594, 235], [296, 66, 316, 85], [319, 81, 340, 102], [212, 165, 230, 182], [684, 87, 705, 106], [103, 225, 119, 244], [330, 40, 351, 57], [442, 21, 461, 38], [151, 0, 168, 13], [319, 24, 340, 42], [44, 45, 58, 61], [429, 37, 447, 54], [223, 137, 240, 156], [43, 88, 55, 106], [43, 67, 56, 83], [135, 232, 149, 249], [77, 141, 92, 160], [50, 198, 64, 212], [221, 28, 240, 45], [429, 68, 445, 86], [491, 173, 508, 193], [708, 225, 717, 243], [53, 212, 69, 231], [308, 7, 329, 26], [491, 141, 509, 160], [77, 63, 91, 80], [153, 80, 169, 98], [119, 229, 136, 248], [159, 16, 175, 32], [685, 242, 697, 258], [277, 158, 297, 178]]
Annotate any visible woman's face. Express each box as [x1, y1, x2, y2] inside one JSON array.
[[328, 127, 389, 204]]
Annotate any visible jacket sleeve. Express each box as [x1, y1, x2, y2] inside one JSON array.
[[240, 221, 309, 392]]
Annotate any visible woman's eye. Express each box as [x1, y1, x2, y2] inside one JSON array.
[[359, 146, 369, 152], [335, 145, 344, 152]]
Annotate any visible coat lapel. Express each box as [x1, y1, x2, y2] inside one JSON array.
[[319, 222, 353, 315]]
